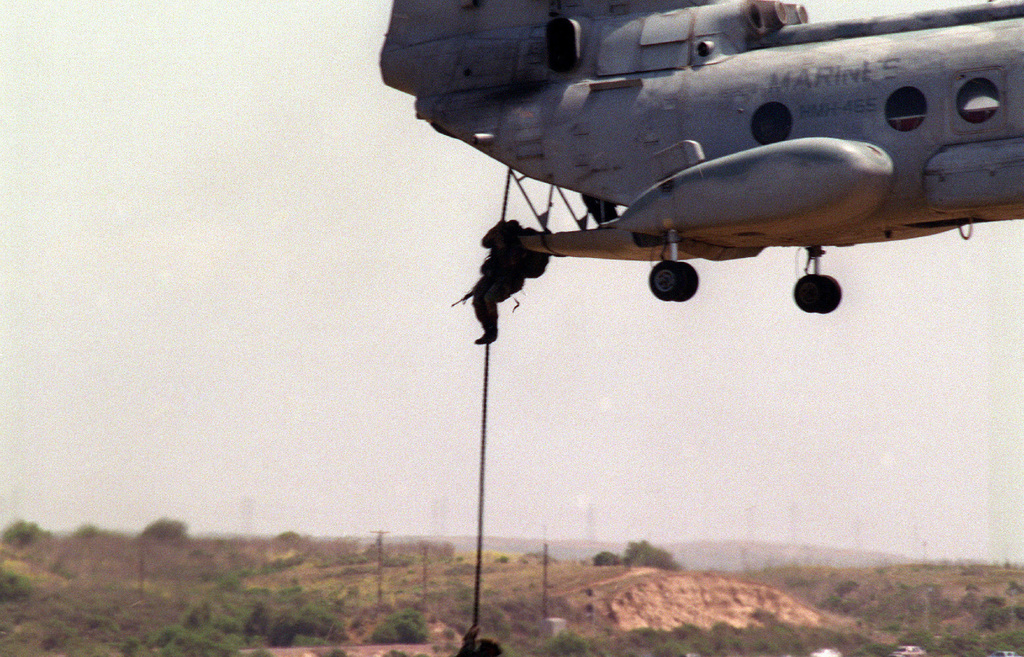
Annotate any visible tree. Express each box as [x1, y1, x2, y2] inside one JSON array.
[[593, 551, 622, 566], [140, 518, 188, 542], [2, 519, 50, 547], [623, 540, 680, 570]]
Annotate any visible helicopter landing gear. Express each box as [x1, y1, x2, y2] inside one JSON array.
[[794, 246, 842, 314], [650, 260, 699, 302], [650, 230, 699, 302]]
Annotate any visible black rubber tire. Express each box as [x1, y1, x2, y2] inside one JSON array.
[[794, 274, 842, 313], [674, 261, 699, 302], [816, 275, 842, 313], [650, 261, 699, 302]]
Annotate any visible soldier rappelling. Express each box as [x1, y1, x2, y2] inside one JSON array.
[[457, 219, 551, 345]]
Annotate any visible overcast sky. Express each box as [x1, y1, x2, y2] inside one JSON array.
[[4, 0, 1022, 562]]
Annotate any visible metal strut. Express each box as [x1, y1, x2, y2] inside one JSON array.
[[805, 245, 824, 275], [507, 168, 585, 231], [668, 230, 680, 262]]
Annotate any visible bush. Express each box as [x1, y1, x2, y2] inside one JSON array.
[[152, 623, 240, 657], [593, 551, 621, 566], [140, 518, 188, 542], [371, 608, 428, 644], [545, 630, 590, 655], [622, 541, 679, 570], [2, 520, 50, 547], [0, 569, 32, 601], [120, 636, 143, 657], [267, 602, 343, 647]]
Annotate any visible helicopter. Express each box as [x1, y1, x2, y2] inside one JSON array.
[[381, 0, 1024, 313]]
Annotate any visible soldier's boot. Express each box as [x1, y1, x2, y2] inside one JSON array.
[[475, 324, 498, 345]]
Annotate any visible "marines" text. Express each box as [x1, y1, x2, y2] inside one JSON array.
[[768, 58, 900, 92]]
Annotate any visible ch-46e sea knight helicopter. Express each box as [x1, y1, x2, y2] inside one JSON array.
[[382, 0, 1024, 313]]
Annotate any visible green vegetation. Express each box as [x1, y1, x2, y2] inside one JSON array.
[[140, 518, 189, 543], [2, 519, 51, 547], [371, 608, 428, 644], [623, 540, 680, 570], [592, 551, 621, 567], [5, 520, 1024, 657], [0, 569, 32, 601]]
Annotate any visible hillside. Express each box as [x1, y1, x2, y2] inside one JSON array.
[[2, 526, 1024, 656], [548, 567, 829, 631], [440, 536, 907, 571]]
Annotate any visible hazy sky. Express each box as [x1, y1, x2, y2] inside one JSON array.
[[4, 0, 1021, 562]]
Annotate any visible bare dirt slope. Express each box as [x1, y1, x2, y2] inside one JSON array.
[[565, 568, 826, 632]]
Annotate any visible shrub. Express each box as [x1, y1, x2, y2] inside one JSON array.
[[0, 569, 32, 601], [2, 520, 50, 547], [545, 630, 590, 655], [372, 608, 428, 644], [152, 623, 240, 657], [267, 602, 343, 647], [622, 541, 679, 570], [245, 602, 271, 639], [140, 518, 188, 542], [593, 551, 621, 566], [120, 636, 143, 656]]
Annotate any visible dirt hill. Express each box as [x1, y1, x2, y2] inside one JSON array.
[[562, 568, 827, 632]]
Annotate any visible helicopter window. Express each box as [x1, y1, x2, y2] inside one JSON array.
[[547, 18, 581, 73], [885, 87, 927, 131], [957, 77, 1000, 124], [751, 102, 792, 145]]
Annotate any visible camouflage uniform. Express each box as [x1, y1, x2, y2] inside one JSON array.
[[467, 220, 550, 345]]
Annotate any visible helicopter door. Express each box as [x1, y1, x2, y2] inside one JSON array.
[[598, 10, 692, 77]]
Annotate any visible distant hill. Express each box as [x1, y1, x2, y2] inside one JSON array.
[[397, 536, 909, 571]]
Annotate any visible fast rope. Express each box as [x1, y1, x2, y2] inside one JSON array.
[[472, 342, 490, 627], [470, 171, 512, 629]]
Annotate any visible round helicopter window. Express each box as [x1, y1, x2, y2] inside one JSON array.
[[885, 86, 927, 131], [957, 77, 1000, 124], [751, 102, 792, 145]]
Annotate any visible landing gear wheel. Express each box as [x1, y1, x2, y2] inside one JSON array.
[[794, 274, 842, 314], [650, 261, 699, 302]]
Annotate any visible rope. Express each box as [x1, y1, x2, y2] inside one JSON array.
[[472, 342, 491, 627], [500, 168, 512, 224], [470, 172, 507, 630]]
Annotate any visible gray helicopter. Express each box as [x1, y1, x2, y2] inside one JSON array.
[[382, 0, 1024, 313]]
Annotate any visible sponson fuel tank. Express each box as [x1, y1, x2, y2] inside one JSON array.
[[613, 138, 895, 246]]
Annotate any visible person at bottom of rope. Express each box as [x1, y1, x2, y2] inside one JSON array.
[[455, 625, 502, 657]]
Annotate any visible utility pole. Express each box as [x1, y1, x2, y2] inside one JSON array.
[[542, 542, 549, 618], [137, 537, 146, 600], [421, 541, 429, 612], [371, 530, 389, 606]]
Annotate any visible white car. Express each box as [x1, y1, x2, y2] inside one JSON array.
[[810, 650, 842, 657], [890, 647, 927, 657]]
